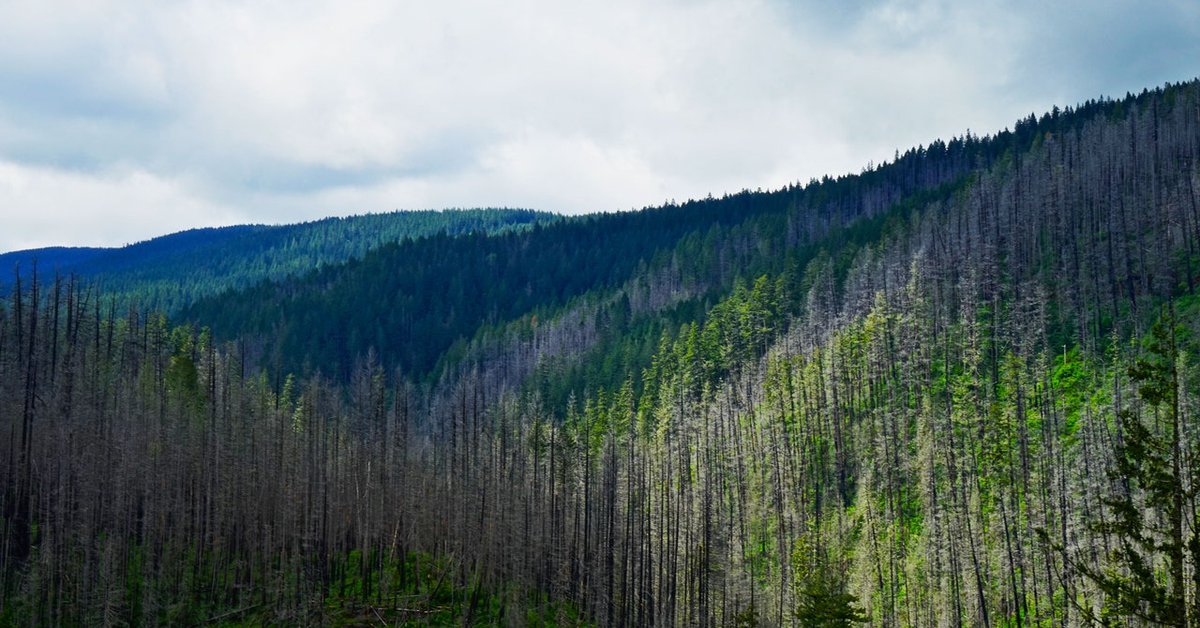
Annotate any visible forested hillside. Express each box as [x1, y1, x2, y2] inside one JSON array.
[[3, 80, 1200, 626], [185, 107, 1049, 383], [0, 208, 554, 314]]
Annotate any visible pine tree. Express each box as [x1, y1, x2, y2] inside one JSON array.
[[1082, 305, 1188, 626]]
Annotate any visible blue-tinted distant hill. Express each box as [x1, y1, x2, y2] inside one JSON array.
[[0, 209, 557, 312], [0, 246, 112, 273]]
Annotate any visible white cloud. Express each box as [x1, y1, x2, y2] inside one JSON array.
[[0, 0, 1196, 251], [0, 161, 244, 251]]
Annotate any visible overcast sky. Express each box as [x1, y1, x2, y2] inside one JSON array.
[[0, 0, 1197, 252]]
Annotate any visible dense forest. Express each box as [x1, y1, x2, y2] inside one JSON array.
[[3, 80, 1200, 626], [0, 208, 555, 315]]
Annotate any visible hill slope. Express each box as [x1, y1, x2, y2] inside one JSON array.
[[183, 84, 1180, 391], [0, 208, 556, 312], [183, 121, 1031, 382]]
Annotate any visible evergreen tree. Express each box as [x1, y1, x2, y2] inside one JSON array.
[[1083, 305, 1189, 625]]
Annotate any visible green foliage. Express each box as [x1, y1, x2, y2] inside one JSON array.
[[793, 537, 868, 627], [1082, 306, 1189, 626], [795, 580, 869, 627], [1050, 347, 1090, 438]]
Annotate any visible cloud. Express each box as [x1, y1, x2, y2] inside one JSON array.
[[0, 160, 245, 251], [0, 0, 1197, 251]]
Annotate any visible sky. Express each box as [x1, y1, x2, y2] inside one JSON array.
[[0, 0, 1197, 253]]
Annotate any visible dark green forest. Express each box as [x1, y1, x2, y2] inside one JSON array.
[[0, 208, 555, 315], [3, 80, 1200, 626]]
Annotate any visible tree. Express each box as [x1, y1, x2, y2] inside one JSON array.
[[795, 579, 869, 627], [1083, 305, 1189, 626], [794, 539, 868, 627]]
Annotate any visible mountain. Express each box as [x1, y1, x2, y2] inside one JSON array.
[[3, 79, 1200, 626], [0, 208, 557, 313], [182, 83, 1181, 395], [182, 125, 1003, 383]]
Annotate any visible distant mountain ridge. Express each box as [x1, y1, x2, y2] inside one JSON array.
[[0, 209, 557, 312], [0, 225, 269, 280], [0, 245, 111, 272]]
